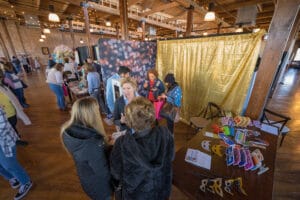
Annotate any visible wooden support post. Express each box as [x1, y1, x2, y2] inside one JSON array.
[[185, 6, 194, 36], [115, 23, 120, 39], [68, 17, 75, 50], [119, 0, 129, 40], [0, 31, 10, 59], [61, 31, 66, 44], [141, 19, 146, 41], [0, 18, 17, 56], [15, 22, 26, 54], [217, 23, 222, 34], [82, 3, 94, 59], [245, 0, 300, 119]]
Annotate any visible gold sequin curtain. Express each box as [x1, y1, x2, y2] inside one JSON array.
[[156, 30, 265, 123]]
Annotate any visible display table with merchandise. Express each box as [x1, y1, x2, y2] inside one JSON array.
[[173, 117, 278, 200], [68, 81, 89, 101]]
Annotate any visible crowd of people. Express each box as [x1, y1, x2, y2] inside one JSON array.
[[1, 53, 183, 199], [0, 56, 34, 200]]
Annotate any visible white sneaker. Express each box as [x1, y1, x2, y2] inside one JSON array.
[[9, 178, 20, 189], [14, 181, 33, 200]]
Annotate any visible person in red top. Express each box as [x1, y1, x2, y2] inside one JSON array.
[[142, 69, 165, 102]]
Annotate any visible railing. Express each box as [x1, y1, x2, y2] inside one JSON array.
[[91, 0, 184, 32]]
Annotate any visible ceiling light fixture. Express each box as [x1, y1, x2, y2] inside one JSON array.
[[253, 28, 260, 33], [235, 27, 243, 33], [48, 5, 60, 22], [105, 19, 111, 27], [204, 3, 216, 21], [43, 28, 51, 34]]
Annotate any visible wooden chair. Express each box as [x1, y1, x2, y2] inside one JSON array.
[[261, 108, 291, 147], [190, 102, 225, 133]]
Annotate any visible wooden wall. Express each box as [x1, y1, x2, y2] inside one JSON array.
[[0, 20, 106, 65]]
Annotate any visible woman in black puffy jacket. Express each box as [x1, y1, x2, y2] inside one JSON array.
[[61, 97, 111, 200]]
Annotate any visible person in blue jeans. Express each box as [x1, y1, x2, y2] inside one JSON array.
[[0, 107, 33, 200], [46, 63, 66, 111]]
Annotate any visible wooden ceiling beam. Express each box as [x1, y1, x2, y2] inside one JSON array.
[[162, 11, 186, 23], [142, 0, 156, 10], [36, 0, 41, 10], [57, 0, 82, 7], [128, 0, 142, 7], [141, 2, 179, 17], [214, 0, 273, 12], [62, 3, 70, 14], [220, 11, 274, 21]]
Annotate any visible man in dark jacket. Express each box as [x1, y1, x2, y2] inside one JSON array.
[[111, 97, 174, 200]]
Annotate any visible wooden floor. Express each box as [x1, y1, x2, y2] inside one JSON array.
[[0, 67, 299, 200]]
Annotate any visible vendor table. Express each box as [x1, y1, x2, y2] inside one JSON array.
[[68, 81, 89, 101], [173, 121, 278, 200]]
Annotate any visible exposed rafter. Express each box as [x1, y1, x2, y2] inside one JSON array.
[[214, 0, 273, 12], [142, 0, 156, 10], [128, 0, 142, 7], [36, 0, 41, 10], [162, 11, 186, 23], [141, 2, 179, 17], [174, 0, 231, 26]]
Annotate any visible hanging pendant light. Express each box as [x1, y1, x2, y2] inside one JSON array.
[[235, 24, 243, 33], [204, 3, 215, 21], [39, 38, 44, 42], [43, 28, 51, 34], [105, 19, 111, 27], [41, 31, 46, 39], [48, 5, 60, 22], [80, 38, 84, 44]]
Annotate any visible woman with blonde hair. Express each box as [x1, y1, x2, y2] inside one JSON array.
[[113, 77, 139, 132], [111, 96, 174, 200], [61, 97, 111, 200]]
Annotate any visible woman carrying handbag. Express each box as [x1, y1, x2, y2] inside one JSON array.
[[159, 73, 182, 134]]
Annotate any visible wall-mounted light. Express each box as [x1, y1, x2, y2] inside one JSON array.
[[39, 38, 44, 42], [43, 28, 51, 34], [41, 34, 46, 39], [48, 5, 60, 22], [105, 19, 111, 27], [80, 38, 84, 44], [203, 32, 208, 36], [204, 3, 215, 21], [89, 28, 94, 32]]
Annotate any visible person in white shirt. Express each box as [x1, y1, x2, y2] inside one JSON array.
[[46, 63, 66, 111], [63, 57, 76, 81]]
